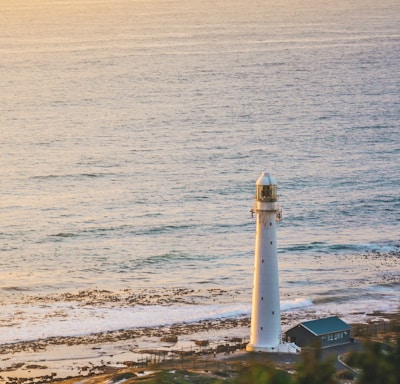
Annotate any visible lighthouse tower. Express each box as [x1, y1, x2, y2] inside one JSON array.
[[247, 171, 282, 352]]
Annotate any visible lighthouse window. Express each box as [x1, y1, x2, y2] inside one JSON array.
[[270, 241, 273, 245], [257, 185, 277, 202]]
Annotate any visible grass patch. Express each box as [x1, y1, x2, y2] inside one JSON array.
[[125, 370, 228, 383]]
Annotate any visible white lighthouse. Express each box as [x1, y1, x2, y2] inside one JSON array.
[[247, 171, 284, 353]]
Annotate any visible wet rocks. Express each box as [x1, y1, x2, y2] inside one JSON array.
[[160, 335, 178, 343], [194, 340, 209, 347]]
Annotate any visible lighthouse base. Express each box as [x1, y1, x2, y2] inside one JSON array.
[[246, 342, 300, 354]]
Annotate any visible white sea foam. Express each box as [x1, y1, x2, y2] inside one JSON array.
[[0, 297, 311, 344], [0, 303, 243, 344], [281, 298, 313, 311], [1, 293, 398, 345]]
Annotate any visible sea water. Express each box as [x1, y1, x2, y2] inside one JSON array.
[[0, 0, 399, 344]]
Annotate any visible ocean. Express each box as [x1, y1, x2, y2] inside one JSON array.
[[0, 0, 399, 345]]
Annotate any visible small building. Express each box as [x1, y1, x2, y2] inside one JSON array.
[[285, 316, 351, 348]]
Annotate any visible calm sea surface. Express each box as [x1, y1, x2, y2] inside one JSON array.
[[0, 0, 399, 343]]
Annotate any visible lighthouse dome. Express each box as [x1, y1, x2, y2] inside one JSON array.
[[256, 172, 277, 186], [256, 172, 278, 202]]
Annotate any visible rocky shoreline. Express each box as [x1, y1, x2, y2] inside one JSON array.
[[1, 309, 398, 384], [0, 315, 250, 384]]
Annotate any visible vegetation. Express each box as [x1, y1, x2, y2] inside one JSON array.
[[114, 370, 224, 384], [347, 337, 400, 384], [111, 372, 136, 382], [229, 336, 400, 384], [230, 361, 291, 384], [294, 344, 338, 384], [336, 369, 355, 381]]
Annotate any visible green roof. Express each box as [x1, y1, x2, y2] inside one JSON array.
[[301, 316, 351, 336]]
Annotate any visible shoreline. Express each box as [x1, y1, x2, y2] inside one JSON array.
[[0, 317, 250, 384], [1, 310, 398, 384]]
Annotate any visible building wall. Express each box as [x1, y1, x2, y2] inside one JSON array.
[[286, 326, 351, 348], [319, 330, 351, 348], [285, 326, 317, 347]]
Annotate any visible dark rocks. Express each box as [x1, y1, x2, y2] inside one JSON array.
[[194, 340, 209, 347], [160, 335, 178, 343]]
